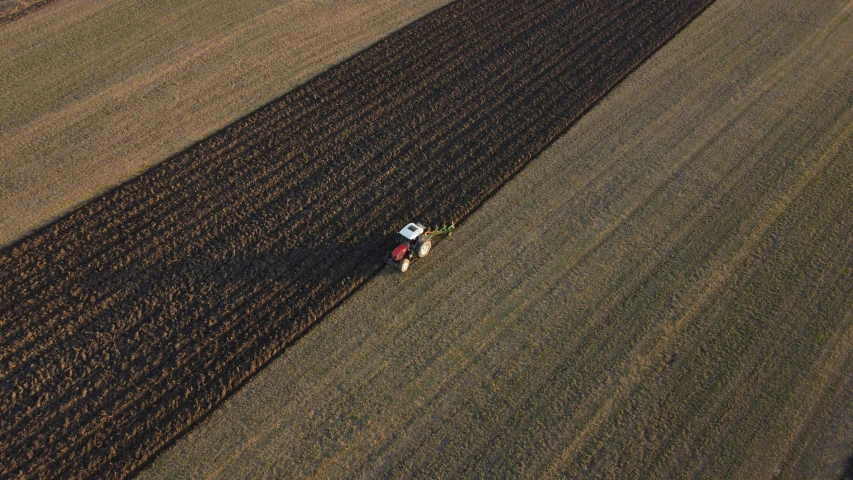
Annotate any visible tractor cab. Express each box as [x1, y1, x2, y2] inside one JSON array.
[[398, 222, 426, 247]]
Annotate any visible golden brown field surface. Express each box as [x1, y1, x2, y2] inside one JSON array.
[[0, 0, 452, 247], [144, 0, 853, 477]]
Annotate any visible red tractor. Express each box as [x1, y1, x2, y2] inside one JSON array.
[[386, 222, 455, 273]]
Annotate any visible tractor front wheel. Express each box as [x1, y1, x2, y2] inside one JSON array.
[[399, 258, 411, 273], [418, 240, 432, 258]]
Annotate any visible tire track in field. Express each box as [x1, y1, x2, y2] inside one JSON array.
[[0, 0, 54, 25], [0, 0, 714, 477]]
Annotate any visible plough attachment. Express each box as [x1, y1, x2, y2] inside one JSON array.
[[423, 223, 455, 238]]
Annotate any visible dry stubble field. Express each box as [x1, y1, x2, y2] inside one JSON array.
[[146, 0, 853, 477], [0, 0, 452, 246]]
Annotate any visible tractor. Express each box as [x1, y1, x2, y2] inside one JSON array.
[[386, 222, 454, 273]]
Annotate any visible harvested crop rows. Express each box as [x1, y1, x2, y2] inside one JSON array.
[[0, 0, 713, 477]]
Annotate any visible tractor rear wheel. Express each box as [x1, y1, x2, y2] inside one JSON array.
[[418, 240, 432, 258], [399, 258, 410, 273]]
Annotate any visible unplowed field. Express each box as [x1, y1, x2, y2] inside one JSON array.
[[146, 0, 853, 477], [0, 0, 712, 477]]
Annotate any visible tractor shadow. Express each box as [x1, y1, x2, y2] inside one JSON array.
[[840, 455, 853, 480]]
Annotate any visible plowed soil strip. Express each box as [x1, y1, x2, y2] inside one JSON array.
[[0, 0, 712, 477]]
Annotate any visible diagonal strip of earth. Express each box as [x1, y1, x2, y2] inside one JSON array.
[[0, 0, 713, 477]]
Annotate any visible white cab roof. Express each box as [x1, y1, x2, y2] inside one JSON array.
[[399, 223, 425, 240]]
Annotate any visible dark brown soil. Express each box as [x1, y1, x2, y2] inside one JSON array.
[[0, 0, 713, 477]]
